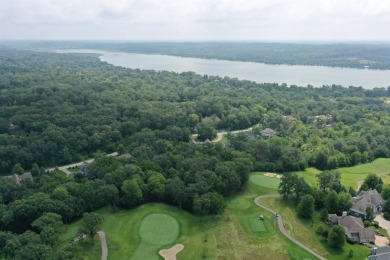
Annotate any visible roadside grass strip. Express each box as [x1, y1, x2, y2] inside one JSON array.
[[249, 217, 266, 232]]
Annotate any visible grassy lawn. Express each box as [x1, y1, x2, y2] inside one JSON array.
[[249, 172, 281, 190], [67, 166, 81, 172], [295, 158, 390, 189], [60, 204, 217, 260]]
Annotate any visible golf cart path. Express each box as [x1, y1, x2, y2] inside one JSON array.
[[97, 231, 108, 260], [254, 194, 326, 260]]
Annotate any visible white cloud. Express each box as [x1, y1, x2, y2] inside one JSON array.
[[0, 0, 389, 40]]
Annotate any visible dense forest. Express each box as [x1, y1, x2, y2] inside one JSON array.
[[7, 41, 390, 69], [0, 48, 389, 258]]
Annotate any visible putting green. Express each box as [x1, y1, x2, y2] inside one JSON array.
[[249, 174, 280, 190], [138, 213, 179, 245], [249, 217, 266, 232]]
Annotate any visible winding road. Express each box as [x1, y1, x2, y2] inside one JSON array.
[[192, 126, 255, 143], [254, 195, 326, 260], [97, 231, 108, 260]]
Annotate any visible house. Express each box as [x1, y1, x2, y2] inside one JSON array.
[[260, 128, 276, 139], [350, 189, 384, 219], [328, 214, 375, 244], [7, 172, 33, 184], [369, 246, 390, 260], [69, 162, 89, 178], [283, 115, 296, 121], [8, 123, 18, 131], [245, 132, 257, 140]]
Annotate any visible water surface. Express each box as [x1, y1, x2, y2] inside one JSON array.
[[56, 49, 390, 89]]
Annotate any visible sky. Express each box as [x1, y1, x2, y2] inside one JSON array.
[[1, 0, 390, 41]]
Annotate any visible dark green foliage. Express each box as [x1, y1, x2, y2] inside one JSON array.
[[360, 174, 383, 191], [328, 225, 346, 248], [320, 208, 329, 222], [297, 194, 315, 218], [365, 207, 375, 222], [193, 192, 225, 215], [81, 213, 102, 239]]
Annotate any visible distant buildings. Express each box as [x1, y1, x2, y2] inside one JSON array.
[[7, 172, 33, 184]]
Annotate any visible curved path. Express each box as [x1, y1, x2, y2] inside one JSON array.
[[192, 126, 255, 144], [97, 231, 108, 260], [254, 195, 326, 260]]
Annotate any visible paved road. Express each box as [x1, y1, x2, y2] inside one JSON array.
[[97, 231, 108, 260], [192, 126, 255, 143], [254, 195, 326, 260], [49, 152, 118, 176]]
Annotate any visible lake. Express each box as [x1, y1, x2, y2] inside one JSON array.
[[56, 49, 390, 89]]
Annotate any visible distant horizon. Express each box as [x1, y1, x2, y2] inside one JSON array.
[[2, 39, 390, 45]]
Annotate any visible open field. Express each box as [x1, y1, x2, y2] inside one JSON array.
[[295, 158, 390, 189]]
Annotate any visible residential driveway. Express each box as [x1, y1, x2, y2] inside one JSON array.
[[374, 213, 390, 236], [375, 235, 389, 247]]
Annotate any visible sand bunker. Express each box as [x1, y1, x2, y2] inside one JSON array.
[[159, 244, 184, 260], [264, 172, 283, 179]]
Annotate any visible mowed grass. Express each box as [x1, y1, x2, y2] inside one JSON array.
[[249, 217, 266, 232], [295, 158, 390, 189], [249, 172, 281, 190], [138, 213, 179, 245], [60, 204, 216, 260]]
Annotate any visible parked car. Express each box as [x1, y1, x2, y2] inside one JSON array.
[[259, 215, 264, 220]]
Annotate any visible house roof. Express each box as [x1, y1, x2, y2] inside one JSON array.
[[245, 132, 257, 140], [338, 215, 375, 242], [358, 228, 375, 241], [260, 128, 276, 137], [351, 189, 384, 214], [328, 214, 339, 224], [339, 215, 364, 231]]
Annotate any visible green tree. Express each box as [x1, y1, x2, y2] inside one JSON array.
[[31, 163, 40, 177], [81, 213, 102, 239], [297, 194, 315, 218], [381, 184, 390, 200], [336, 192, 352, 214], [365, 207, 375, 222], [11, 163, 24, 175], [360, 174, 382, 191], [193, 192, 225, 215], [316, 170, 342, 192], [328, 225, 346, 248], [325, 191, 338, 213], [320, 208, 329, 222], [278, 172, 297, 200], [121, 179, 143, 208], [196, 122, 217, 141]]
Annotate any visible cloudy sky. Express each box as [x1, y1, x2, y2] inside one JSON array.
[[1, 0, 389, 41]]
